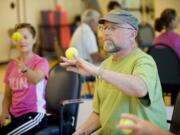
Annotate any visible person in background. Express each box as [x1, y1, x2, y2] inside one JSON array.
[[70, 9, 105, 64], [118, 113, 174, 135], [107, 1, 121, 12], [0, 23, 49, 135], [61, 9, 167, 135], [153, 8, 180, 57]]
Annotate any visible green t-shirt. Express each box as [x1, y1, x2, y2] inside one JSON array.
[[93, 48, 168, 135]]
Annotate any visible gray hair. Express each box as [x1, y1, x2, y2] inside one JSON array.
[[81, 9, 100, 23]]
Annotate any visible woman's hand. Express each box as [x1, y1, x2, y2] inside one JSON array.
[[0, 113, 11, 126], [60, 56, 99, 77], [12, 58, 28, 73]]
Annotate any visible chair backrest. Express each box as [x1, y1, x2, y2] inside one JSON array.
[[170, 91, 180, 134], [137, 23, 155, 49], [147, 44, 180, 86], [45, 63, 81, 127]]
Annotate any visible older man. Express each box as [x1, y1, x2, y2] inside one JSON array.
[[61, 9, 167, 135], [70, 9, 104, 64]]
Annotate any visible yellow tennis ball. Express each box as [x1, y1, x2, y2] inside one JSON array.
[[11, 32, 22, 42], [65, 47, 78, 59], [3, 119, 11, 126], [119, 118, 134, 134]]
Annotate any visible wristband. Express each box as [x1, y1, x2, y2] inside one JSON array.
[[21, 66, 28, 73], [96, 67, 105, 79]]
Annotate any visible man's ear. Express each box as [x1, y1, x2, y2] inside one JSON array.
[[89, 20, 94, 27], [130, 30, 137, 40]]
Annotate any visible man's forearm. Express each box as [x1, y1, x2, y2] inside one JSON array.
[[75, 112, 101, 135], [97, 68, 148, 97]]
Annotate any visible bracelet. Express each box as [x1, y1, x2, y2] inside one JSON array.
[[21, 66, 28, 73]]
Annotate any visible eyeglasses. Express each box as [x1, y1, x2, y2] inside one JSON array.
[[98, 24, 134, 32]]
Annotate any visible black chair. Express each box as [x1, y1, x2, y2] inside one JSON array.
[[169, 91, 180, 134], [36, 63, 82, 135], [137, 23, 155, 50], [147, 44, 180, 104]]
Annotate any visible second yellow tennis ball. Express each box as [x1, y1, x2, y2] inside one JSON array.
[[11, 32, 22, 42], [3, 119, 11, 126], [119, 118, 134, 134], [65, 47, 78, 59]]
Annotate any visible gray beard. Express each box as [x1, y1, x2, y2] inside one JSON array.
[[104, 40, 121, 53]]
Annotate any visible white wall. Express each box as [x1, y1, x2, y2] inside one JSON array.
[[25, 0, 55, 30], [0, 0, 55, 63], [0, 0, 18, 62]]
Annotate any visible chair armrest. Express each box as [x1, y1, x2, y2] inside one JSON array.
[[59, 99, 84, 135], [61, 99, 84, 106]]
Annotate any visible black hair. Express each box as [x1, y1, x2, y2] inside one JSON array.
[[74, 15, 81, 23], [155, 9, 176, 32], [107, 1, 121, 11], [14, 23, 36, 38]]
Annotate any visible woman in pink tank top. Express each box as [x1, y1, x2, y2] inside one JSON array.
[[0, 23, 49, 135]]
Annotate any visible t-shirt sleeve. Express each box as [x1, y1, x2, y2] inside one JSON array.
[[34, 58, 49, 79], [132, 56, 160, 105]]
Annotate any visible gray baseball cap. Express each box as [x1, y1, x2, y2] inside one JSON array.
[[99, 9, 139, 31]]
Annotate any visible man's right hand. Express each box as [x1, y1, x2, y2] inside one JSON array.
[[60, 56, 99, 77]]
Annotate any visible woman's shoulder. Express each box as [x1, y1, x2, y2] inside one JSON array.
[[163, 31, 180, 37], [7, 58, 17, 66], [154, 31, 180, 43]]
